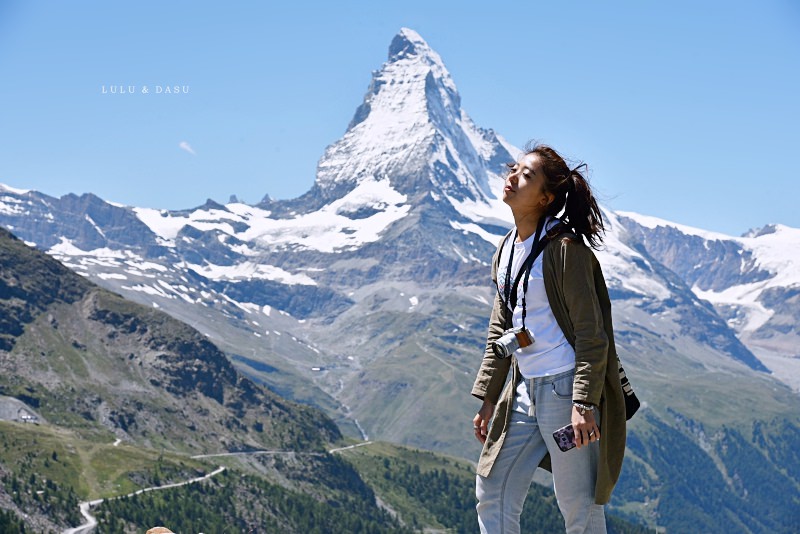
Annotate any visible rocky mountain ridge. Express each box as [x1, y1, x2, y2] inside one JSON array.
[[615, 212, 800, 389]]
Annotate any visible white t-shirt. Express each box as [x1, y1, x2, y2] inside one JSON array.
[[496, 218, 576, 378]]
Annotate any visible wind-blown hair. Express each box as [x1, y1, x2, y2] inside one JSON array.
[[526, 143, 605, 249]]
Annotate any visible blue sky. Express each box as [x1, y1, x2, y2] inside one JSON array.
[[0, 1, 798, 236]]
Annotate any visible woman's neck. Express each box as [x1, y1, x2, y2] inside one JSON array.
[[512, 210, 546, 242]]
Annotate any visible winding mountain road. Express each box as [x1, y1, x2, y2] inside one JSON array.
[[61, 442, 374, 533], [61, 467, 226, 534]]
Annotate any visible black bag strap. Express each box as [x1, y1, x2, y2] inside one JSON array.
[[500, 216, 547, 312]]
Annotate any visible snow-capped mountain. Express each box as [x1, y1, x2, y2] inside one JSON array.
[[1, 24, 795, 390], [2, 28, 799, 531], [615, 212, 800, 388], [307, 28, 514, 218]]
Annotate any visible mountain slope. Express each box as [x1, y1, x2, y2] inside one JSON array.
[[616, 212, 800, 390], [0, 226, 340, 453]]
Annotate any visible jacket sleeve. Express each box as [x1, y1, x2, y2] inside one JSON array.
[[471, 238, 512, 403], [560, 240, 608, 406], [471, 289, 512, 403]]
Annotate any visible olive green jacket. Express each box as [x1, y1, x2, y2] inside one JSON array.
[[471, 232, 626, 505]]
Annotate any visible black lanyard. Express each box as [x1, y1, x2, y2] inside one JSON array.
[[501, 217, 548, 329]]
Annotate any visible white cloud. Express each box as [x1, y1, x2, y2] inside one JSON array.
[[179, 141, 196, 155]]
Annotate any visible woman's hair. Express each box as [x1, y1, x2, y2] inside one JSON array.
[[525, 143, 605, 249]]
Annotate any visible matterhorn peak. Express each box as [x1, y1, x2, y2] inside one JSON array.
[[313, 28, 515, 219], [343, 28, 459, 135], [388, 28, 435, 62]]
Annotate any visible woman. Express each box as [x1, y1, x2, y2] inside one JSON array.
[[471, 144, 626, 534]]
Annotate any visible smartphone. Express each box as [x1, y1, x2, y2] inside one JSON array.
[[552, 423, 576, 452]]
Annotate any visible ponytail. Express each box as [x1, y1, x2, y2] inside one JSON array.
[[526, 144, 605, 249]]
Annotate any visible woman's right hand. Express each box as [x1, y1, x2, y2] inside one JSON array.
[[473, 400, 495, 444]]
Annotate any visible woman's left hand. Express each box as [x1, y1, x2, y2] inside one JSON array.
[[572, 406, 600, 448]]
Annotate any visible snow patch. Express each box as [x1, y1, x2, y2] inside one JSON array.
[[693, 283, 776, 332], [85, 215, 106, 238], [49, 238, 126, 258], [241, 177, 410, 253], [97, 273, 127, 280], [0, 183, 31, 195], [186, 261, 316, 285], [121, 284, 170, 298], [472, 294, 490, 305], [0, 195, 32, 216], [449, 220, 505, 245]]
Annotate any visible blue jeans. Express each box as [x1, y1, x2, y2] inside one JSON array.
[[476, 368, 606, 534]]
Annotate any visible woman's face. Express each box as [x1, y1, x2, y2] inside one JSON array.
[[502, 153, 553, 213]]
